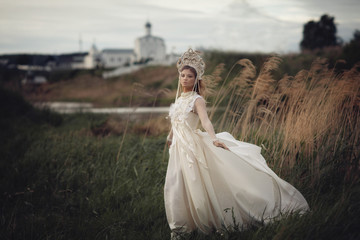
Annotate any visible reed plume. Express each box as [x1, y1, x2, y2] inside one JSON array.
[[208, 57, 360, 184]]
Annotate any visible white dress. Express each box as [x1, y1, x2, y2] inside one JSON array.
[[164, 91, 309, 234]]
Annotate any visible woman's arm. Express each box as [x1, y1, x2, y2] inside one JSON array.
[[194, 98, 229, 150]]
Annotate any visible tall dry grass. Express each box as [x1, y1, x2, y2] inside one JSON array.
[[2, 59, 360, 239], [205, 57, 360, 185]]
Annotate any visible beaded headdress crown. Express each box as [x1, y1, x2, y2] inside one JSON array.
[[176, 48, 205, 80]]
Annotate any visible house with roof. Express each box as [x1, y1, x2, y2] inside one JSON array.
[[0, 21, 177, 75], [83, 21, 168, 69]]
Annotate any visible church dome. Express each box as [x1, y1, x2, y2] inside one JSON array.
[[135, 21, 166, 62]]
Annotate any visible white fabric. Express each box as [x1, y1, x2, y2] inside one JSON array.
[[164, 91, 309, 234]]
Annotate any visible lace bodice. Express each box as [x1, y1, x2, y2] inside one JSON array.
[[169, 92, 202, 129]]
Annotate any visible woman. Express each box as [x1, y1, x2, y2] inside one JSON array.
[[164, 49, 309, 236]]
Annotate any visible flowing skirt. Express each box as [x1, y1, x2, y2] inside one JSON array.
[[164, 130, 309, 234]]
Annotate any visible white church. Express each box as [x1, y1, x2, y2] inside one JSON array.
[[83, 21, 173, 70], [135, 22, 166, 63]]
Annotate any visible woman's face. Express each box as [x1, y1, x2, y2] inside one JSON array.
[[180, 69, 196, 91]]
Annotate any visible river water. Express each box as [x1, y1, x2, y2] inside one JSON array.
[[33, 102, 170, 114]]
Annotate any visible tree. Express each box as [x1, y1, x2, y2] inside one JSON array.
[[342, 29, 360, 67], [300, 14, 342, 51], [351, 29, 360, 42]]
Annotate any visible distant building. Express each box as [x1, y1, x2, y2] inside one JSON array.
[[83, 45, 134, 69], [56, 52, 88, 70], [83, 44, 101, 69], [21, 72, 47, 85], [134, 22, 166, 63], [0, 21, 177, 75], [100, 49, 134, 68], [83, 21, 166, 69]]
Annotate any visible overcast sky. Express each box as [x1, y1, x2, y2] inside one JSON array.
[[0, 0, 359, 54]]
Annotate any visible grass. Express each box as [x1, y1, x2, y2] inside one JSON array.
[[0, 101, 170, 239], [1, 53, 360, 239], [15, 65, 178, 108], [205, 57, 360, 185]]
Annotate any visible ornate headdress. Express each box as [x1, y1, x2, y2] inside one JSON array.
[[175, 48, 205, 100], [176, 48, 205, 80]]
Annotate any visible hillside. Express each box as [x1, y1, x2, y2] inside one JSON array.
[[1, 55, 359, 239], [20, 65, 179, 107], [3, 49, 358, 109]]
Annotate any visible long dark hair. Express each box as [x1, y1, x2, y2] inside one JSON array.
[[181, 65, 204, 96]]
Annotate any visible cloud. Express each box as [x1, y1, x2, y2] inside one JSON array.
[[203, 0, 302, 52], [0, 0, 359, 54]]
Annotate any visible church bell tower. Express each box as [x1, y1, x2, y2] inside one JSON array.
[[145, 21, 151, 36]]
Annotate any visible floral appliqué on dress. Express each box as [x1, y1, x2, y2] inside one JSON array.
[[169, 92, 202, 123]]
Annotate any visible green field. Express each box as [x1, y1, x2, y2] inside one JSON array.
[[1, 54, 360, 239]]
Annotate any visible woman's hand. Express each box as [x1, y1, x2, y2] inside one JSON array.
[[213, 139, 229, 150], [167, 139, 172, 148], [167, 135, 173, 148]]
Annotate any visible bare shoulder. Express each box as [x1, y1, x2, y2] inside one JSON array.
[[194, 96, 206, 105], [194, 96, 206, 113]]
